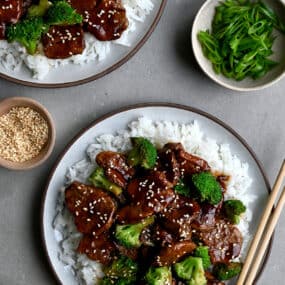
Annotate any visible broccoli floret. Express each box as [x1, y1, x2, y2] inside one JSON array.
[[145, 267, 172, 285], [103, 256, 138, 283], [193, 246, 211, 269], [213, 262, 242, 281], [28, 0, 51, 17], [223, 199, 246, 224], [89, 167, 122, 196], [115, 216, 155, 248], [174, 256, 207, 285], [127, 137, 157, 169], [174, 179, 190, 196], [45, 1, 83, 25], [6, 17, 47, 54], [191, 172, 222, 205]]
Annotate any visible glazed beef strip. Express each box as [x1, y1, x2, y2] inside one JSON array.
[[65, 181, 116, 235]]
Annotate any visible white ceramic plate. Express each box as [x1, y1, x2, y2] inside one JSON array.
[[0, 1, 166, 88], [42, 104, 272, 284], [192, 0, 285, 91]]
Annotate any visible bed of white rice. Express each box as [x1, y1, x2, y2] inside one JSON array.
[[53, 117, 255, 285], [0, 0, 154, 80]]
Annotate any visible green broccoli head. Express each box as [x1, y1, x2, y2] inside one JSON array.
[[193, 246, 211, 269], [174, 256, 207, 285], [103, 256, 138, 283], [145, 266, 172, 285], [89, 167, 122, 196], [6, 17, 47, 54], [213, 262, 242, 281], [223, 199, 246, 224], [28, 0, 51, 17], [191, 172, 222, 205], [115, 216, 155, 248], [45, 1, 83, 26], [127, 137, 157, 169], [174, 179, 190, 196]]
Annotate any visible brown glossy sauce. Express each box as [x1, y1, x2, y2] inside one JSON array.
[[42, 25, 85, 59], [1, 0, 128, 57], [0, 0, 22, 24], [64, 142, 244, 283]]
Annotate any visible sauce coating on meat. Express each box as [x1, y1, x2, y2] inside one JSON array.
[[157, 145, 180, 187], [77, 233, 116, 265], [160, 195, 200, 239], [161, 142, 211, 176], [42, 25, 85, 59], [117, 204, 153, 224], [196, 219, 243, 263], [85, 0, 128, 41], [65, 181, 116, 235], [67, 0, 97, 14], [96, 151, 135, 188], [127, 171, 175, 214], [192, 202, 221, 231], [153, 240, 197, 266], [0, 0, 22, 23]]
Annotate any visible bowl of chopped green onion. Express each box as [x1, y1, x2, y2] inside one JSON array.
[[192, 0, 285, 91]]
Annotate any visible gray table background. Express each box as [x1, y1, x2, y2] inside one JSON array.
[[0, 0, 284, 284]]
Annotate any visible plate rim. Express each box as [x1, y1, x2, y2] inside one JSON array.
[[0, 0, 167, 89], [41, 102, 273, 284]]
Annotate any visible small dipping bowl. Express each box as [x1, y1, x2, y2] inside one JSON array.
[[0, 97, 56, 170], [192, 0, 285, 91]]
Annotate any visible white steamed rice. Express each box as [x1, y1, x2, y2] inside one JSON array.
[[0, 0, 154, 79], [53, 117, 255, 285]]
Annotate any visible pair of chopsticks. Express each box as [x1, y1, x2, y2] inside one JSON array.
[[237, 160, 285, 285]]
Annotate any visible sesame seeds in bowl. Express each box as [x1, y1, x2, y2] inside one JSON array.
[[0, 97, 55, 170]]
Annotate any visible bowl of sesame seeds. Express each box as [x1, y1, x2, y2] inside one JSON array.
[[0, 97, 55, 170]]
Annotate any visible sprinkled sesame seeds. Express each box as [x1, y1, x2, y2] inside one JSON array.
[[0, 107, 49, 162]]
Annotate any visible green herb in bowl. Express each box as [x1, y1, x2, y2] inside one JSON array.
[[198, 0, 285, 81]]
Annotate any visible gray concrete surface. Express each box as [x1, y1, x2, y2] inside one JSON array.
[[0, 0, 284, 284]]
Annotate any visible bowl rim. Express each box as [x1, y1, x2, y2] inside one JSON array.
[[0, 96, 56, 170], [191, 0, 285, 92], [41, 102, 273, 284]]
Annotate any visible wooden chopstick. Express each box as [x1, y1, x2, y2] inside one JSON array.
[[237, 160, 285, 285], [245, 185, 285, 285]]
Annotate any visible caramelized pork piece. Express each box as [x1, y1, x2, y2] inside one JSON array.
[[96, 151, 135, 188], [42, 25, 85, 59], [127, 171, 175, 213], [116, 204, 153, 224], [157, 145, 180, 187], [67, 0, 97, 14], [0, 0, 22, 23], [77, 233, 116, 265], [153, 240, 196, 266], [85, 0, 128, 41], [196, 219, 243, 264], [160, 195, 200, 239], [65, 181, 116, 235]]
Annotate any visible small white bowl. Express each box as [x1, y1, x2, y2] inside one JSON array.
[[192, 0, 285, 91]]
